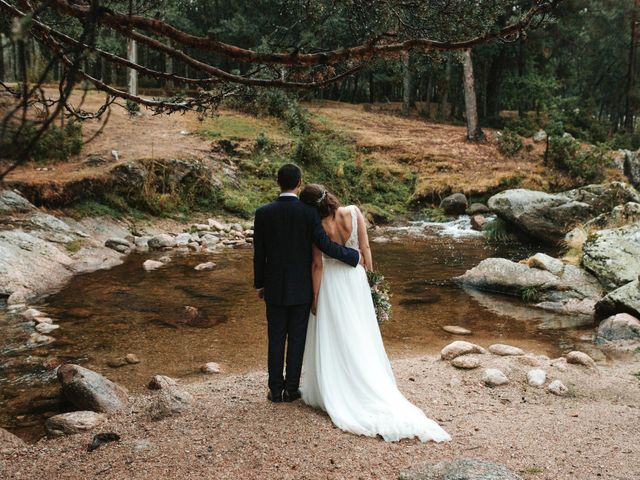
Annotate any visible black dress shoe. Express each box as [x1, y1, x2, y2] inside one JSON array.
[[267, 390, 283, 403], [282, 389, 302, 402]]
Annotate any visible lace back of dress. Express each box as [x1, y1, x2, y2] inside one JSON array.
[[346, 205, 359, 249]]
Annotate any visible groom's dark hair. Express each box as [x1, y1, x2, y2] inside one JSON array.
[[277, 163, 302, 191]]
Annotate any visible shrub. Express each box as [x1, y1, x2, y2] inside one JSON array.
[[497, 129, 524, 157], [292, 133, 325, 166], [0, 121, 83, 162], [126, 100, 141, 115], [255, 133, 273, 151], [548, 136, 610, 183], [521, 286, 541, 303]]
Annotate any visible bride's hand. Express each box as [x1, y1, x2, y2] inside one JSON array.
[[311, 300, 318, 316]]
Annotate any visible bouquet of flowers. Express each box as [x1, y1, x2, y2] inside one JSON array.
[[367, 270, 392, 324]]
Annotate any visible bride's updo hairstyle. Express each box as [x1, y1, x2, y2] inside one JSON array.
[[300, 183, 340, 218]]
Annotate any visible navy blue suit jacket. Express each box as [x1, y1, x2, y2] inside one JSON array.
[[253, 195, 359, 306]]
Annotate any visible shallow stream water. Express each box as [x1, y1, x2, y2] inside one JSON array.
[[0, 218, 591, 440]]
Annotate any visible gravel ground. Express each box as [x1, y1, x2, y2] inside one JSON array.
[[2, 353, 639, 480]]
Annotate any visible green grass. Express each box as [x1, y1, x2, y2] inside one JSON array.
[[422, 207, 448, 222], [483, 217, 513, 242], [67, 200, 123, 219], [521, 286, 541, 303], [198, 113, 287, 142]]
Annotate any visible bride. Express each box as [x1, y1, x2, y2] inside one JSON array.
[[299, 184, 451, 443]]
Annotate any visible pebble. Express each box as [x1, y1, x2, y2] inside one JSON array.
[[565, 351, 596, 368], [107, 358, 128, 368], [194, 262, 217, 271], [527, 369, 547, 388], [33, 316, 54, 324], [22, 308, 45, 320], [442, 325, 472, 335], [28, 333, 54, 345], [548, 379, 568, 396], [450, 356, 481, 369], [36, 323, 59, 334], [482, 368, 509, 387], [143, 259, 164, 271], [207, 219, 226, 231], [148, 375, 178, 390], [440, 341, 487, 361], [125, 354, 141, 364], [201, 362, 221, 374], [488, 344, 525, 356]]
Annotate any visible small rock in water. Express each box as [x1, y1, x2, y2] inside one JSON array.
[[200, 362, 221, 374], [28, 333, 54, 345], [148, 375, 178, 390], [470, 215, 486, 231], [148, 234, 176, 249], [143, 259, 164, 271], [482, 368, 509, 387], [57, 364, 129, 413], [158, 255, 172, 263], [125, 354, 140, 364], [33, 316, 54, 324], [104, 238, 131, 252], [107, 358, 128, 368], [548, 379, 568, 396], [527, 369, 547, 388], [440, 341, 486, 361], [565, 351, 596, 368], [45, 411, 106, 438], [22, 308, 45, 320], [442, 325, 472, 335], [36, 323, 59, 334], [194, 262, 217, 271], [450, 356, 481, 370], [184, 306, 199, 319], [488, 344, 525, 356]]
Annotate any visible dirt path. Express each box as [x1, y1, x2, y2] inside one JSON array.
[[3, 352, 639, 480]]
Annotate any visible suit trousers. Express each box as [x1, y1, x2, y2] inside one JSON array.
[[266, 302, 311, 393]]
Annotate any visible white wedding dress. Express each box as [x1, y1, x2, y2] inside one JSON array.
[[302, 206, 451, 443]]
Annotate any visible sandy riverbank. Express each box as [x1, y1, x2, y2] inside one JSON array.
[[2, 352, 639, 480]]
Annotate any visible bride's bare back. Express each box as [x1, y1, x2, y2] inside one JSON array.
[[320, 205, 372, 271]]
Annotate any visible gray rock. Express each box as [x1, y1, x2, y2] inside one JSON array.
[[35, 323, 59, 334], [596, 279, 640, 319], [148, 234, 176, 249], [470, 215, 487, 231], [201, 234, 220, 249], [466, 203, 491, 215], [487, 182, 640, 243], [442, 325, 472, 335], [455, 258, 602, 316], [207, 219, 226, 231], [57, 364, 129, 413], [149, 387, 193, 420], [527, 253, 565, 276], [45, 411, 106, 437], [0, 190, 35, 214], [440, 193, 468, 215], [440, 341, 487, 361], [548, 379, 568, 396], [527, 369, 546, 388], [585, 202, 640, 230], [623, 149, 640, 188], [533, 129, 548, 143], [582, 222, 640, 291], [450, 356, 481, 369], [488, 344, 524, 356], [565, 351, 596, 368], [105, 238, 131, 251], [399, 459, 522, 480], [482, 368, 509, 387], [28, 333, 55, 345], [143, 259, 164, 271], [148, 375, 178, 390], [194, 262, 217, 271], [596, 313, 640, 343], [0, 427, 25, 449], [200, 362, 221, 374], [175, 233, 192, 247]]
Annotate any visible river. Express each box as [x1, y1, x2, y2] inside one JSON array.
[[0, 218, 591, 440]]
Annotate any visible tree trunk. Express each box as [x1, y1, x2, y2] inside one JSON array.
[[517, 37, 526, 117], [127, 38, 138, 96], [438, 54, 452, 120], [625, 0, 640, 132], [368, 71, 374, 104], [165, 38, 174, 92], [0, 34, 5, 82], [462, 49, 485, 141]]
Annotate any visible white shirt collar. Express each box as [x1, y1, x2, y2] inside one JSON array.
[[279, 192, 298, 198]]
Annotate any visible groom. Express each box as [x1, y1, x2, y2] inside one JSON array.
[[253, 164, 360, 402]]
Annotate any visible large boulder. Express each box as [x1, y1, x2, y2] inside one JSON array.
[[399, 459, 522, 480], [596, 313, 640, 343], [0, 190, 35, 214], [455, 257, 603, 316], [622, 149, 640, 188], [439, 193, 468, 215], [487, 182, 640, 243], [582, 222, 640, 290], [57, 364, 129, 413], [596, 279, 640, 319], [45, 411, 106, 437]]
